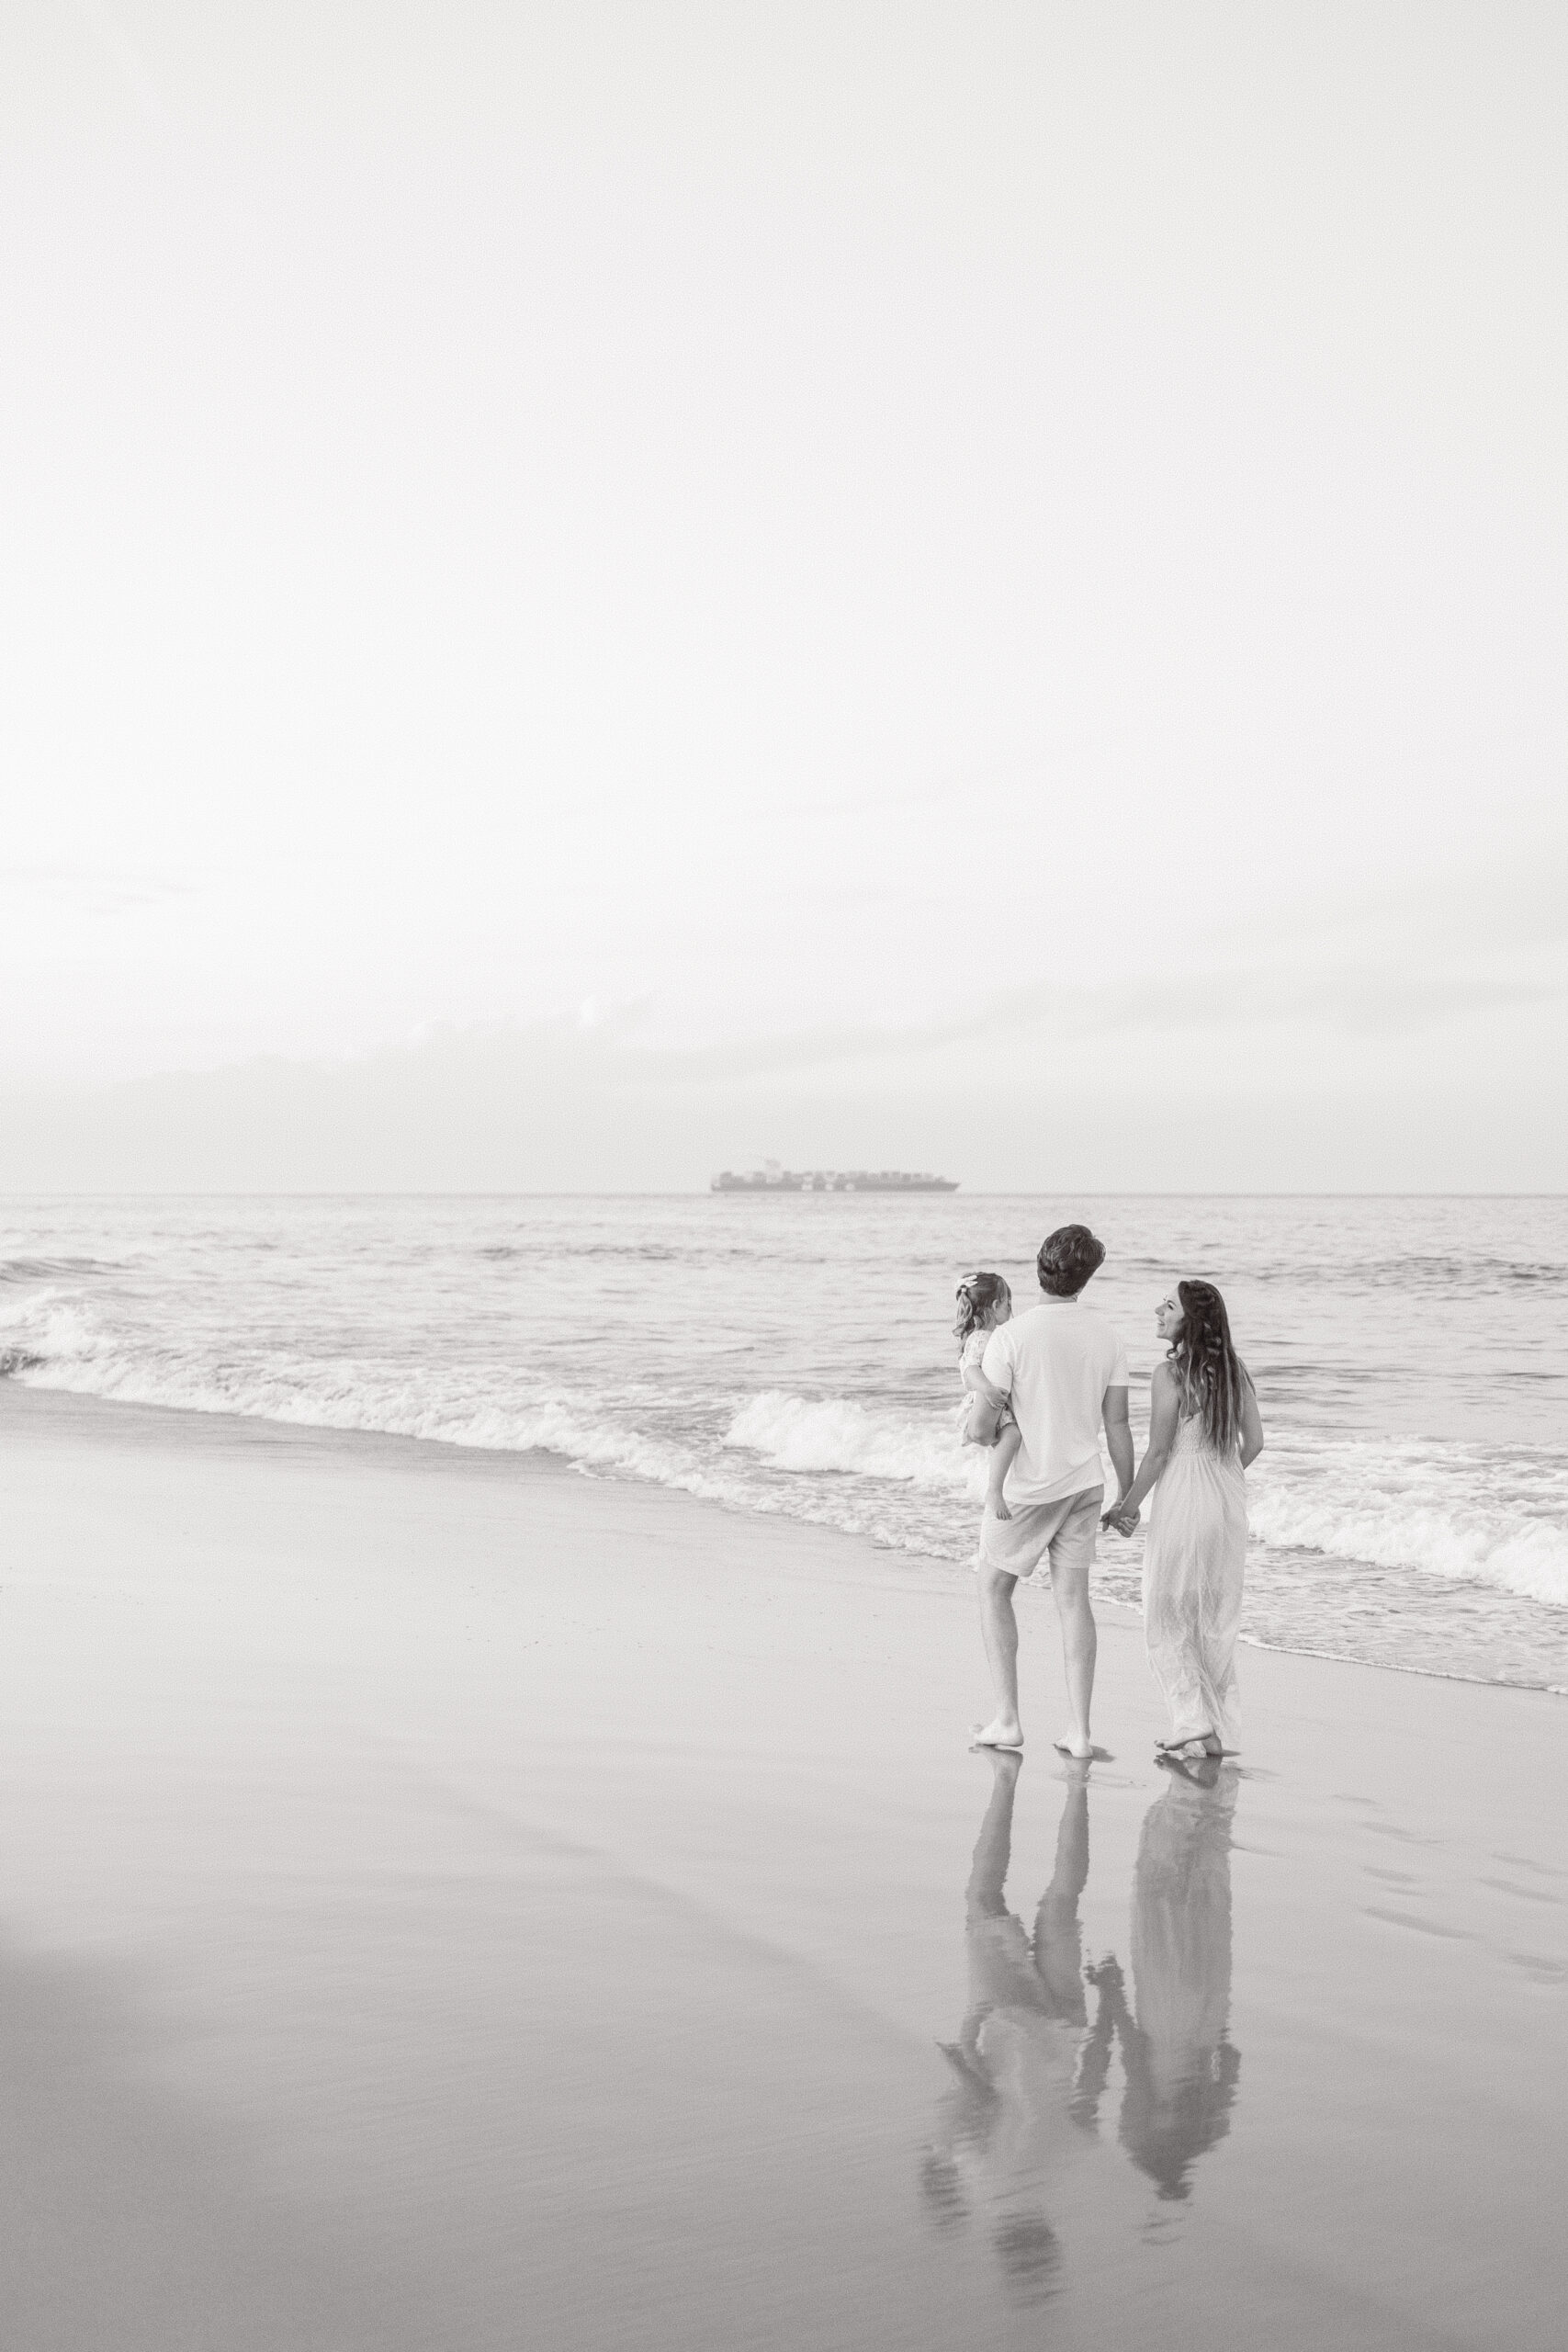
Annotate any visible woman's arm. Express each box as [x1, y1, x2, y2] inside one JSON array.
[[1238, 1369, 1264, 1469], [1105, 1364, 1179, 1528]]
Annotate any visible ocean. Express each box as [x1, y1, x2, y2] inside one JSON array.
[[2, 1193, 1564, 1692]]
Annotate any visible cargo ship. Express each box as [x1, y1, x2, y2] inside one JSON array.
[[710, 1162, 958, 1194]]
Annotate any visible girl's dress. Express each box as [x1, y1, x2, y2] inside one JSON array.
[[958, 1329, 1017, 1446], [1142, 1413, 1246, 1747]]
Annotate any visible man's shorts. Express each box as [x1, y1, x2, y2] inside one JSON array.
[[978, 1484, 1103, 1582]]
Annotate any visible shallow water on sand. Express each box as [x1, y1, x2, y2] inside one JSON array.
[[1, 1192, 1564, 1689], [3, 1401, 1562, 2352]]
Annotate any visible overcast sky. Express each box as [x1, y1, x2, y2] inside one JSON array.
[[2, 2, 1563, 1187]]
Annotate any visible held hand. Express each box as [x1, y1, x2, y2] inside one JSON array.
[[1100, 1504, 1140, 1536]]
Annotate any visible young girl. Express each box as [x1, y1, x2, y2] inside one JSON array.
[[954, 1273, 1023, 1521]]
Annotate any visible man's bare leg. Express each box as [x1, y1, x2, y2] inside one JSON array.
[[1033, 1763, 1090, 2014], [975, 1558, 1023, 1747], [1048, 1553, 1097, 1758], [967, 1745, 1023, 1924]]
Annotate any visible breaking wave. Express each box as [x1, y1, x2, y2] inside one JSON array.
[[723, 1389, 977, 1488], [0, 1255, 118, 1284], [4, 1283, 1562, 1615], [2, 1185, 1565, 1679], [722, 1392, 1568, 1608], [1247, 1446, 1568, 1609]]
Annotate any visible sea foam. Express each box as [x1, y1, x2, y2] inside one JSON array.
[[1247, 1456, 1568, 1609], [8, 1279, 1562, 1611], [2, 1187, 1565, 1690], [723, 1389, 978, 1488]]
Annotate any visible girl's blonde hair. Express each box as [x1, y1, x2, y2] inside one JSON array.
[[954, 1272, 1010, 1345]]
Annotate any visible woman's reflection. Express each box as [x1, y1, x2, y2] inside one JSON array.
[[1104, 1756, 1242, 2201], [922, 1750, 1115, 2304]]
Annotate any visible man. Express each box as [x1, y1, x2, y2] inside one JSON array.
[[970, 1224, 1134, 1758]]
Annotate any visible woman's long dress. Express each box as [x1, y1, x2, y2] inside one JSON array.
[[1142, 1414, 1246, 1746]]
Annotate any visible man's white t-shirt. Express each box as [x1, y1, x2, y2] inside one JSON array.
[[981, 1298, 1130, 1506]]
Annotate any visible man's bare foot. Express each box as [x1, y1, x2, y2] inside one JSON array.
[[1053, 1731, 1093, 1759], [971, 1716, 1023, 1750]]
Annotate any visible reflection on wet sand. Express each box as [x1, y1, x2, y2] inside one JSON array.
[[922, 1751, 1108, 2305], [925, 1753, 1241, 2298], [1110, 1758, 1242, 2200]]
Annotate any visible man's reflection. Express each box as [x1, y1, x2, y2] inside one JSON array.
[[922, 1750, 1114, 2304], [1102, 1756, 1242, 2201]]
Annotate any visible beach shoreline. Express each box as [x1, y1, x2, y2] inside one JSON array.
[[4, 1189, 1563, 1693], [1, 1383, 1563, 2348]]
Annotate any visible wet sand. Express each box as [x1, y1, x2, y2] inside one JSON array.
[[0, 1383, 1563, 2350]]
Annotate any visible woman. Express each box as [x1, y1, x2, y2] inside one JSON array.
[[1104, 1281, 1264, 1759]]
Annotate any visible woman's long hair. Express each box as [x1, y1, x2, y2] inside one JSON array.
[[954, 1272, 1010, 1346], [1169, 1280, 1248, 1451]]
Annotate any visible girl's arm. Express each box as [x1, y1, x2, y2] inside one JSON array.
[[1238, 1369, 1265, 1469], [1105, 1364, 1179, 1528], [962, 1348, 1010, 1447]]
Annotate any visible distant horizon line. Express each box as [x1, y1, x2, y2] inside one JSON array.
[[1, 1189, 1563, 1204]]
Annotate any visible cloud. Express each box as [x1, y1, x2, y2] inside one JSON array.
[[0, 978, 1562, 1193], [69, 0, 172, 129], [1218, 844, 1568, 961], [0, 866, 201, 918], [615, 963, 1565, 1089]]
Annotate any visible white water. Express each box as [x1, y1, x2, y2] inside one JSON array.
[[2, 1193, 1564, 1688]]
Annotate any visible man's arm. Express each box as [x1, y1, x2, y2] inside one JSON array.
[[1102, 1385, 1134, 1504]]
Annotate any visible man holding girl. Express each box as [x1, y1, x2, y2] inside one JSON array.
[[960, 1224, 1134, 1760]]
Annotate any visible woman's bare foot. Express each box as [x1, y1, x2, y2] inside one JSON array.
[[1053, 1730, 1093, 1759], [971, 1716, 1023, 1750], [1157, 1750, 1223, 1787]]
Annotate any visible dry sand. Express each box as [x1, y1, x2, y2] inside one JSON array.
[[0, 1384, 1563, 2350]]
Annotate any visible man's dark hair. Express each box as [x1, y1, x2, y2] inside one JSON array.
[[1036, 1224, 1106, 1298]]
